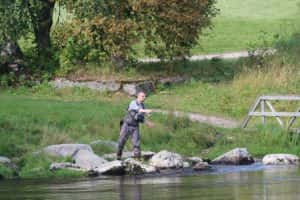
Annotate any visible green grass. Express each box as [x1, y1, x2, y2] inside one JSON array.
[[147, 66, 300, 120], [18, 154, 86, 179], [0, 88, 228, 178], [193, 0, 300, 53], [206, 125, 300, 159], [1, 56, 300, 178], [1, 89, 300, 163], [0, 165, 16, 179], [147, 33, 300, 120], [134, 0, 300, 56]]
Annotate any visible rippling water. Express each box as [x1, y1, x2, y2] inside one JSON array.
[[1, 164, 300, 200]]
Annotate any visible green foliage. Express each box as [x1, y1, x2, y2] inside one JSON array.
[[0, 1, 30, 43], [136, 0, 218, 58], [58, 0, 217, 67], [0, 165, 16, 179]]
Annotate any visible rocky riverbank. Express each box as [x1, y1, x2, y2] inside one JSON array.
[[1, 144, 299, 179], [50, 76, 189, 96]]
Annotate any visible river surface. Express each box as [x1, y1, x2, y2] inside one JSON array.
[[1, 163, 300, 200]]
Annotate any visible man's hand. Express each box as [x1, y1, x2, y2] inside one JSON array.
[[139, 109, 152, 114]]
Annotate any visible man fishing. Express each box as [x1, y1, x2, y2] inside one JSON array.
[[116, 91, 153, 160]]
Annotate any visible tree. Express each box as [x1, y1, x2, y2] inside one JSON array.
[[60, 0, 218, 66], [0, 0, 218, 71], [136, 0, 218, 59], [0, 0, 55, 56], [59, 0, 142, 68]]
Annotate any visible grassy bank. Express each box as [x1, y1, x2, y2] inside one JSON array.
[[1, 74, 300, 179], [147, 29, 300, 117], [0, 90, 225, 178]]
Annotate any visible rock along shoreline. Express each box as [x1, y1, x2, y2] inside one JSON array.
[[1, 144, 299, 179]]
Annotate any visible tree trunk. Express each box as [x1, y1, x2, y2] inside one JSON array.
[[33, 1, 55, 54]]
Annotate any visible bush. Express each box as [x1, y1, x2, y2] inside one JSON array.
[[0, 165, 16, 179]]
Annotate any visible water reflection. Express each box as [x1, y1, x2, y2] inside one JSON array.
[[1, 165, 300, 200], [117, 176, 183, 200], [118, 177, 141, 200]]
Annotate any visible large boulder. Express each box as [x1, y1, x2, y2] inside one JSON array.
[[79, 81, 121, 92], [149, 150, 183, 169], [211, 148, 254, 165], [72, 150, 108, 170], [50, 162, 84, 171], [50, 79, 121, 92], [43, 144, 93, 157], [124, 158, 157, 174], [0, 156, 11, 165], [186, 157, 203, 166], [193, 162, 211, 171], [0, 156, 16, 169], [94, 160, 125, 175], [102, 151, 155, 161], [262, 154, 300, 165]]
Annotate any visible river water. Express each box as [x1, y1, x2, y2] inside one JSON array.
[[1, 163, 300, 200]]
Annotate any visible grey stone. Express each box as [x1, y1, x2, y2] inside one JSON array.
[[50, 79, 121, 92], [50, 162, 84, 171], [0, 156, 17, 170], [149, 150, 183, 169], [81, 81, 121, 92], [102, 151, 155, 161], [50, 79, 75, 89], [262, 154, 300, 165], [186, 157, 203, 166], [72, 150, 108, 170], [183, 162, 190, 168], [193, 162, 211, 171], [43, 144, 93, 157], [94, 160, 125, 175], [0, 156, 11, 164], [211, 148, 254, 165], [124, 158, 157, 174], [122, 84, 136, 96]]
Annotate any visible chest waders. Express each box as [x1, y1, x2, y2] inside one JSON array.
[[117, 110, 144, 160]]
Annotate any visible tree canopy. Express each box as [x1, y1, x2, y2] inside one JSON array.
[[0, 0, 218, 71], [60, 0, 218, 62]]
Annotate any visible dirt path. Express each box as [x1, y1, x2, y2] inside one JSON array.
[[139, 49, 275, 63], [152, 109, 239, 129]]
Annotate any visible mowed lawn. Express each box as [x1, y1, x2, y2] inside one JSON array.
[[134, 0, 300, 55], [193, 0, 300, 53]]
